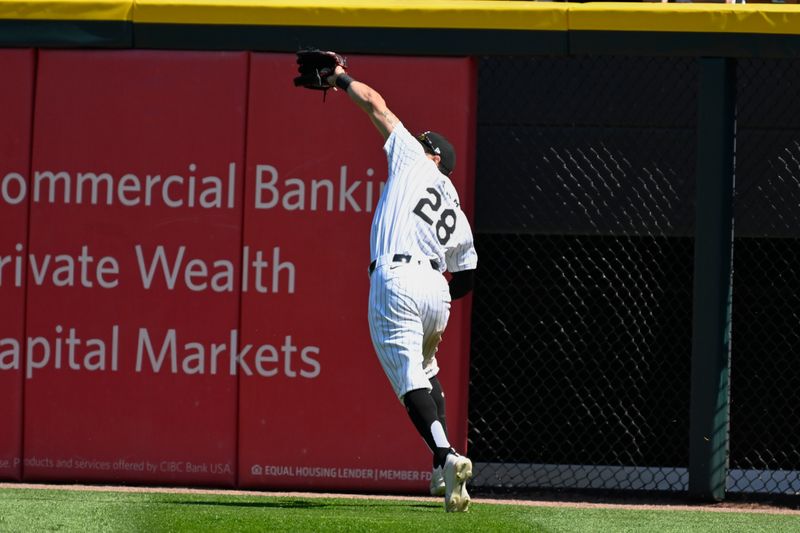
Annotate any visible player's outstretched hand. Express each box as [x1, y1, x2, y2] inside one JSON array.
[[293, 49, 347, 91]]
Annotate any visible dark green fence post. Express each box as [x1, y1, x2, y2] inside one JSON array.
[[689, 57, 735, 501]]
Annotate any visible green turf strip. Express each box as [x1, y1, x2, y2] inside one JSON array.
[[0, 488, 799, 533]]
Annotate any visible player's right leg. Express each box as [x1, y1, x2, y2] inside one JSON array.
[[368, 262, 471, 509], [429, 376, 447, 435], [404, 383, 472, 509], [402, 388, 455, 474], [368, 265, 452, 487], [415, 273, 471, 511], [427, 376, 447, 496], [417, 274, 451, 497]]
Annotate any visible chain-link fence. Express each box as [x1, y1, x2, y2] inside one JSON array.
[[729, 58, 800, 495], [468, 54, 800, 499]]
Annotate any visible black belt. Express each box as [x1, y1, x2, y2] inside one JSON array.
[[369, 254, 439, 275]]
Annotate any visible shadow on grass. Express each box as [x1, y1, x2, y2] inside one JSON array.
[[168, 499, 440, 511]]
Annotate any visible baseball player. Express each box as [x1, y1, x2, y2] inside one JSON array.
[[293, 51, 478, 512]]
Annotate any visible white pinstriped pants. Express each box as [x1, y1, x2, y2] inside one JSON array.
[[368, 257, 452, 400]]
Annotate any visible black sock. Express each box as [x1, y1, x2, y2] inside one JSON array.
[[403, 388, 452, 469], [429, 375, 447, 435]]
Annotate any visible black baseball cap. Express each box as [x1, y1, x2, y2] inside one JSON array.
[[418, 131, 456, 176]]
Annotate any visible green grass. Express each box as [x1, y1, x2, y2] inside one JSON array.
[[0, 487, 798, 533]]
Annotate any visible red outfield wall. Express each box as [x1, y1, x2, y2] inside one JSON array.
[[0, 49, 35, 482], [0, 49, 476, 492]]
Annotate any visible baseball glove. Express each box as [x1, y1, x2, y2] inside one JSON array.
[[293, 49, 347, 92]]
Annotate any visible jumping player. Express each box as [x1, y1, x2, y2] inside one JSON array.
[[325, 64, 478, 512]]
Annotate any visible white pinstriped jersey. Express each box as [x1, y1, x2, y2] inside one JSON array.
[[367, 123, 477, 399], [370, 123, 477, 274]]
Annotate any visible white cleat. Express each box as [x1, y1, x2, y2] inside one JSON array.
[[430, 466, 445, 497], [443, 453, 473, 512]]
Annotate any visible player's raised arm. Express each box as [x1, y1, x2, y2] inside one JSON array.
[[328, 65, 399, 141], [292, 49, 398, 140]]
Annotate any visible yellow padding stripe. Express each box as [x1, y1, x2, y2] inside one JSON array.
[[0, 0, 132, 21], [1, 0, 800, 36], [132, 0, 569, 30], [571, 3, 800, 35]]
